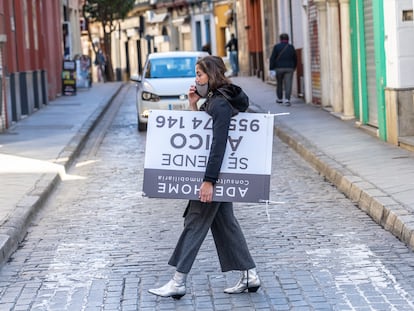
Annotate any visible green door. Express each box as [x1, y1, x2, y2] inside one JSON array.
[[350, 0, 387, 140]]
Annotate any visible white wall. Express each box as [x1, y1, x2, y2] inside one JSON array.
[[277, 1, 291, 37], [384, 0, 414, 88], [291, 0, 304, 49], [191, 14, 216, 53]]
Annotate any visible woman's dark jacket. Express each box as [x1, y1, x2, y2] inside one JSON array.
[[199, 83, 249, 184]]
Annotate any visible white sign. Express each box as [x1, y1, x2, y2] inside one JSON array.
[[143, 110, 274, 202]]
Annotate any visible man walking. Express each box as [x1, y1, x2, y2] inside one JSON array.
[[269, 33, 297, 106], [226, 33, 239, 76], [95, 49, 106, 82]]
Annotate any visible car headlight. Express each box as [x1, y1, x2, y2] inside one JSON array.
[[142, 91, 160, 102]]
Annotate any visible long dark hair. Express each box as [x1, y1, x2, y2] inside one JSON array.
[[196, 56, 231, 91]]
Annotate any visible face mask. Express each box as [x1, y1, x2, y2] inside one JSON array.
[[195, 82, 209, 98]]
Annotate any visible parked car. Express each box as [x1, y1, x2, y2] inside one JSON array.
[[131, 51, 209, 131]]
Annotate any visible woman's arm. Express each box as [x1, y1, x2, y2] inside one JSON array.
[[199, 97, 232, 202], [203, 98, 233, 184]]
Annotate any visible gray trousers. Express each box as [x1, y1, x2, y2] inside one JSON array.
[[276, 67, 295, 100], [168, 200, 256, 274]]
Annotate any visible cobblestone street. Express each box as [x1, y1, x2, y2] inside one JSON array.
[[1, 84, 414, 310]]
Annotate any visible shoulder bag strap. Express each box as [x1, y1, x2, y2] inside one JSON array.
[[275, 44, 289, 62]]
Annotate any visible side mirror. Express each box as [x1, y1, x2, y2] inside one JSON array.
[[130, 74, 141, 83]]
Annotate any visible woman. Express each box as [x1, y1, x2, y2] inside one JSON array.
[[148, 56, 260, 299]]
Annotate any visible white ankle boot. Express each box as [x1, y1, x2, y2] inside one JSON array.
[[224, 268, 261, 294], [148, 271, 187, 299]]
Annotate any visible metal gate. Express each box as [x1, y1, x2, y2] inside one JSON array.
[[363, 0, 378, 127], [309, 3, 321, 104]]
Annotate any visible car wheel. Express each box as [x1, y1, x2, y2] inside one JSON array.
[[138, 117, 147, 132]]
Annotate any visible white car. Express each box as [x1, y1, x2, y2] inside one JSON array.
[[131, 51, 209, 131]]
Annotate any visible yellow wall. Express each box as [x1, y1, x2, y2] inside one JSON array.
[[214, 4, 231, 57]]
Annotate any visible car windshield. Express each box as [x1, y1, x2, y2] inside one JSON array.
[[144, 57, 197, 79]]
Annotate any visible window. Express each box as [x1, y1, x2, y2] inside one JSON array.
[[146, 57, 197, 78]]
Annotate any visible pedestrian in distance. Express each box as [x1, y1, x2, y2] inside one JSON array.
[[148, 55, 261, 300], [94, 49, 106, 82], [269, 33, 297, 106], [225, 33, 239, 76]]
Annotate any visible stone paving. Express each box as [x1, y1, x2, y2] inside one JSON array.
[[0, 84, 414, 310]]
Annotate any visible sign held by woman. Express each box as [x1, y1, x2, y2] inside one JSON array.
[[143, 110, 274, 202]]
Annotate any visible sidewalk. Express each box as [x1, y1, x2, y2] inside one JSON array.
[[233, 76, 414, 249], [0, 82, 124, 265], [0, 76, 413, 268]]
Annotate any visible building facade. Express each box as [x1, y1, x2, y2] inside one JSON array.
[[258, 0, 414, 150], [2, 0, 413, 151], [0, 0, 83, 132]]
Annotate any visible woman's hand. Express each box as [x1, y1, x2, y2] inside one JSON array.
[[188, 85, 201, 111], [199, 181, 213, 203]]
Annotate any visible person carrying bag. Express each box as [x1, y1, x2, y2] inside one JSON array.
[[269, 33, 297, 106]]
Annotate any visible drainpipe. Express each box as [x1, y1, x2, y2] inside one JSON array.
[[301, 0, 312, 104], [0, 34, 7, 129], [289, 0, 293, 43], [232, 0, 239, 76]]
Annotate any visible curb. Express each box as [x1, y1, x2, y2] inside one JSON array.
[[0, 83, 125, 266], [249, 103, 414, 250]]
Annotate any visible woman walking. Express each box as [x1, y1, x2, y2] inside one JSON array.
[[148, 56, 260, 299]]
